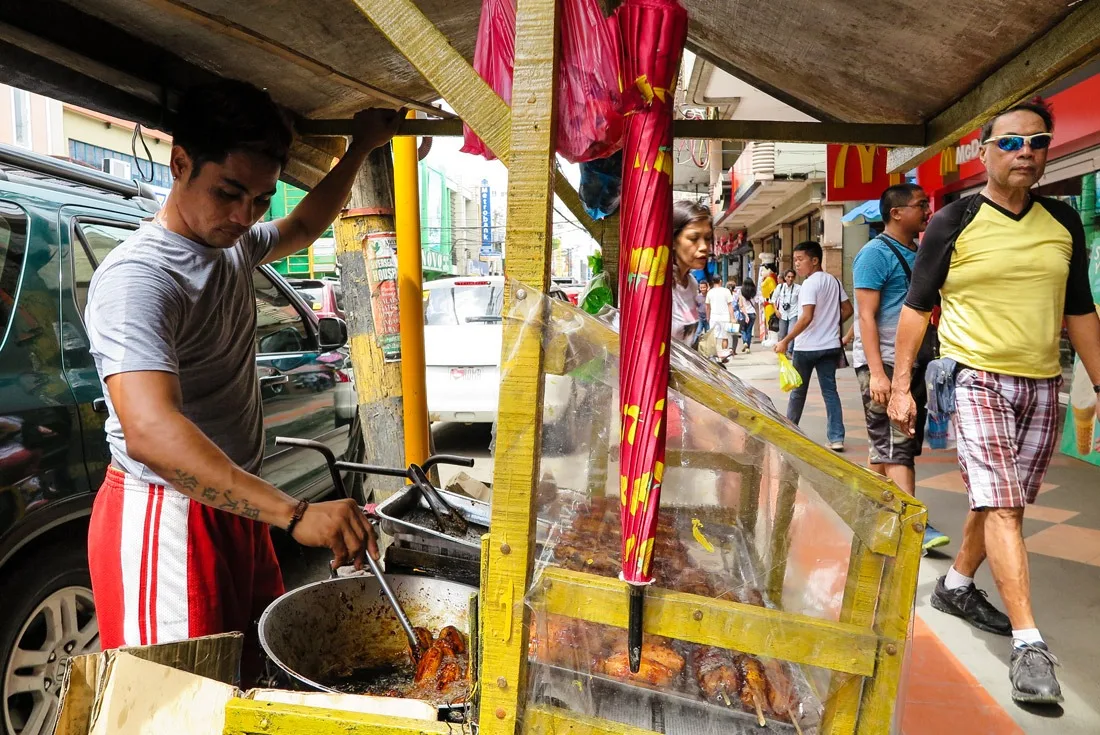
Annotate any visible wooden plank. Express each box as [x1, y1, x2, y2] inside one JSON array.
[[887, 0, 1100, 173], [523, 704, 662, 735], [350, 0, 513, 160], [737, 441, 764, 536], [675, 119, 924, 145], [297, 117, 465, 138], [477, 0, 560, 729], [299, 117, 924, 144], [534, 567, 880, 677], [222, 699, 450, 735], [855, 504, 926, 735], [136, 0, 447, 116], [820, 538, 886, 735]]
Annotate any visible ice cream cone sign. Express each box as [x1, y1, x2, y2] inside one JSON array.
[[1070, 360, 1097, 455]]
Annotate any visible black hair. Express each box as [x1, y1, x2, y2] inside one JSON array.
[[980, 97, 1054, 143], [710, 274, 723, 285], [673, 199, 712, 240], [740, 279, 757, 300], [784, 269, 796, 278], [172, 80, 293, 178], [793, 240, 823, 263], [763, 263, 778, 274], [879, 183, 925, 223]]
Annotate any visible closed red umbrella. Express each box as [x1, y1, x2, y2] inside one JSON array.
[[613, 0, 688, 673]]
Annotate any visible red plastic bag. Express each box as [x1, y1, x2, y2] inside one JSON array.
[[460, 0, 515, 160], [461, 0, 624, 163]]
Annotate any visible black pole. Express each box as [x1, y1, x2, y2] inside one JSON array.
[[628, 584, 645, 673]]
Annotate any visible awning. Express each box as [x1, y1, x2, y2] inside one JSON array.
[[842, 199, 881, 225]]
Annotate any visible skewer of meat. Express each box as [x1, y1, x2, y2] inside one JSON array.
[[736, 654, 770, 727], [690, 646, 740, 706]]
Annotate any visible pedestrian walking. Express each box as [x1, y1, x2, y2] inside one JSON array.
[[695, 279, 710, 346], [737, 278, 757, 352], [852, 182, 949, 553], [759, 263, 778, 342], [775, 241, 852, 451], [774, 269, 800, 353], [84, 81, 400, 675], [706, 274, 736, 357], [670, 200, 713, 345], [888, 99, 1100, 705]]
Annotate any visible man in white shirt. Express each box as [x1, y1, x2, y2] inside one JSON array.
[[775, 241, 853, 451], [705, 275, 736, 355]]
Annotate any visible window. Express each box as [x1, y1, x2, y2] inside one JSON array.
[[12, 89, 31, 149], [0, 202, 28, 340], [72, 221, 137, 314], [254, 271, 311, 354], [68, 140, 173, 190], [424, 282, 503, 326]]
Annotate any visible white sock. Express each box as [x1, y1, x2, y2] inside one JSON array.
[[1012, 629, 1044, 648], [943, 566, 974, 591]]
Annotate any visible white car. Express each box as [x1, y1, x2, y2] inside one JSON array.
[[423, 277, 576, 429]]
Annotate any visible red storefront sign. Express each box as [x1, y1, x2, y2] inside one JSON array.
[[826, 144, 903, 202], [918, 72, 1100, 199]]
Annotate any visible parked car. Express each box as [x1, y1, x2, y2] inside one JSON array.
[[287, 277, 345, 320], [0, 143, 364, 735], [422, 276, 582, 438]]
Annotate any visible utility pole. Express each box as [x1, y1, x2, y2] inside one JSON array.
[[335, 145, 406, 499]]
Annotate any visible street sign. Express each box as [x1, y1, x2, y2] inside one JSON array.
[[480, 180, 494, 256]]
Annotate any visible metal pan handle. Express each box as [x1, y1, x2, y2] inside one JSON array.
[[421, 454, 476, 473], [275, 437, 347, 498]]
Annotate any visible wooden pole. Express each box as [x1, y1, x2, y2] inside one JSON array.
[[393, 113, 431, 468], [478, 0, 560, 728], [335, 145, 406, 499]]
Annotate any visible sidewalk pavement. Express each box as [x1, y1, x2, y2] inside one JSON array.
[[724, 346, 1100, 735]]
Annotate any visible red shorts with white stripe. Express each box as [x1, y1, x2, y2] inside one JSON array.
[[88, 466, 285, 651]]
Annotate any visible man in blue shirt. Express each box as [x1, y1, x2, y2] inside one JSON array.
[[853, 183, 949, 552]]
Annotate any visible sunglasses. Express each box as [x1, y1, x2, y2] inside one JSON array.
[[982, 133, 1053, 152]]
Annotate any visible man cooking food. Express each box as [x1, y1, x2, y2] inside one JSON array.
[[85, 80, 400, 656]]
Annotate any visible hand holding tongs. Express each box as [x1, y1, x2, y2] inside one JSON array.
[[274, 437, 474, 658]]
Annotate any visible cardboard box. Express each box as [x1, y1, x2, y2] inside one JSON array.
[[54, 633, 435, 734]]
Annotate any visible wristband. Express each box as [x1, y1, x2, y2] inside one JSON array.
[[286, 500, 310, 540]]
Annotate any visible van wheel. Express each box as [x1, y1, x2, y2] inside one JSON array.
[[0, 542, 98, 735]]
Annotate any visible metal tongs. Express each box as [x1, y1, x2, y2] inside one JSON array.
[[273, 437, 474, 659]]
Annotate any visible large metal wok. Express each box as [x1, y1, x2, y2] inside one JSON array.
[[259, 574, 477, 700]]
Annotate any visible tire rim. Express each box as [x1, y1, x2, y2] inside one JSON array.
[[3, 586, 98, 735]]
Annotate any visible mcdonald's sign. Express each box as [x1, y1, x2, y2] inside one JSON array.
[[917, 130, 985, 192], [826, 144, 902, 202]]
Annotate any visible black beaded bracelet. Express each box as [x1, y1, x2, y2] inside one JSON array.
[[286, 499, 310, 540]]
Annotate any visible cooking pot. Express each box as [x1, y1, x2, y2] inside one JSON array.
[[259, 574, 477, 697]]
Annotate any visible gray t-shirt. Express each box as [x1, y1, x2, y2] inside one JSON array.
[[86, 221, 279, 485]]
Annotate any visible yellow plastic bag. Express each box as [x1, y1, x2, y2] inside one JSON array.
[[778, 353, 803, 392]]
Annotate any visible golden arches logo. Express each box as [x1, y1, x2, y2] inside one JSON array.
[[833, 145, 878, 189], [940, 145, 958, 176]]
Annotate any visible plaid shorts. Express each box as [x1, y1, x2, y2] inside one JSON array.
[[954, 367, 1062, 509]]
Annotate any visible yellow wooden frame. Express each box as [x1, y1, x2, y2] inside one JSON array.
[[227, 2, 929, 734]]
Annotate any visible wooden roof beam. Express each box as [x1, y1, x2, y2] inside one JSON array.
[[135, 0, 452, 118], [887, 0, 1100, 173], [300, 117, 924, 145]]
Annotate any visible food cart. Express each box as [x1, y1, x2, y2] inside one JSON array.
[[5, 0, 1098, 733]]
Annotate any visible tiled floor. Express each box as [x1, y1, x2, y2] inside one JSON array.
[[727, 350, 1100, 734]]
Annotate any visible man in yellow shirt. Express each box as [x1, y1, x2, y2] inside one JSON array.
[[888, 100, 1100, 706]]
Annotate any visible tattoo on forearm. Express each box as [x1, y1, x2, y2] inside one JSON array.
[[172, 470, 263, 521], [172, 469, 198, 492]]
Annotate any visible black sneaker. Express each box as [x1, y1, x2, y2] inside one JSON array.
[[1010, 643, 1064, 704], [929, 576, 1011, 635]]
